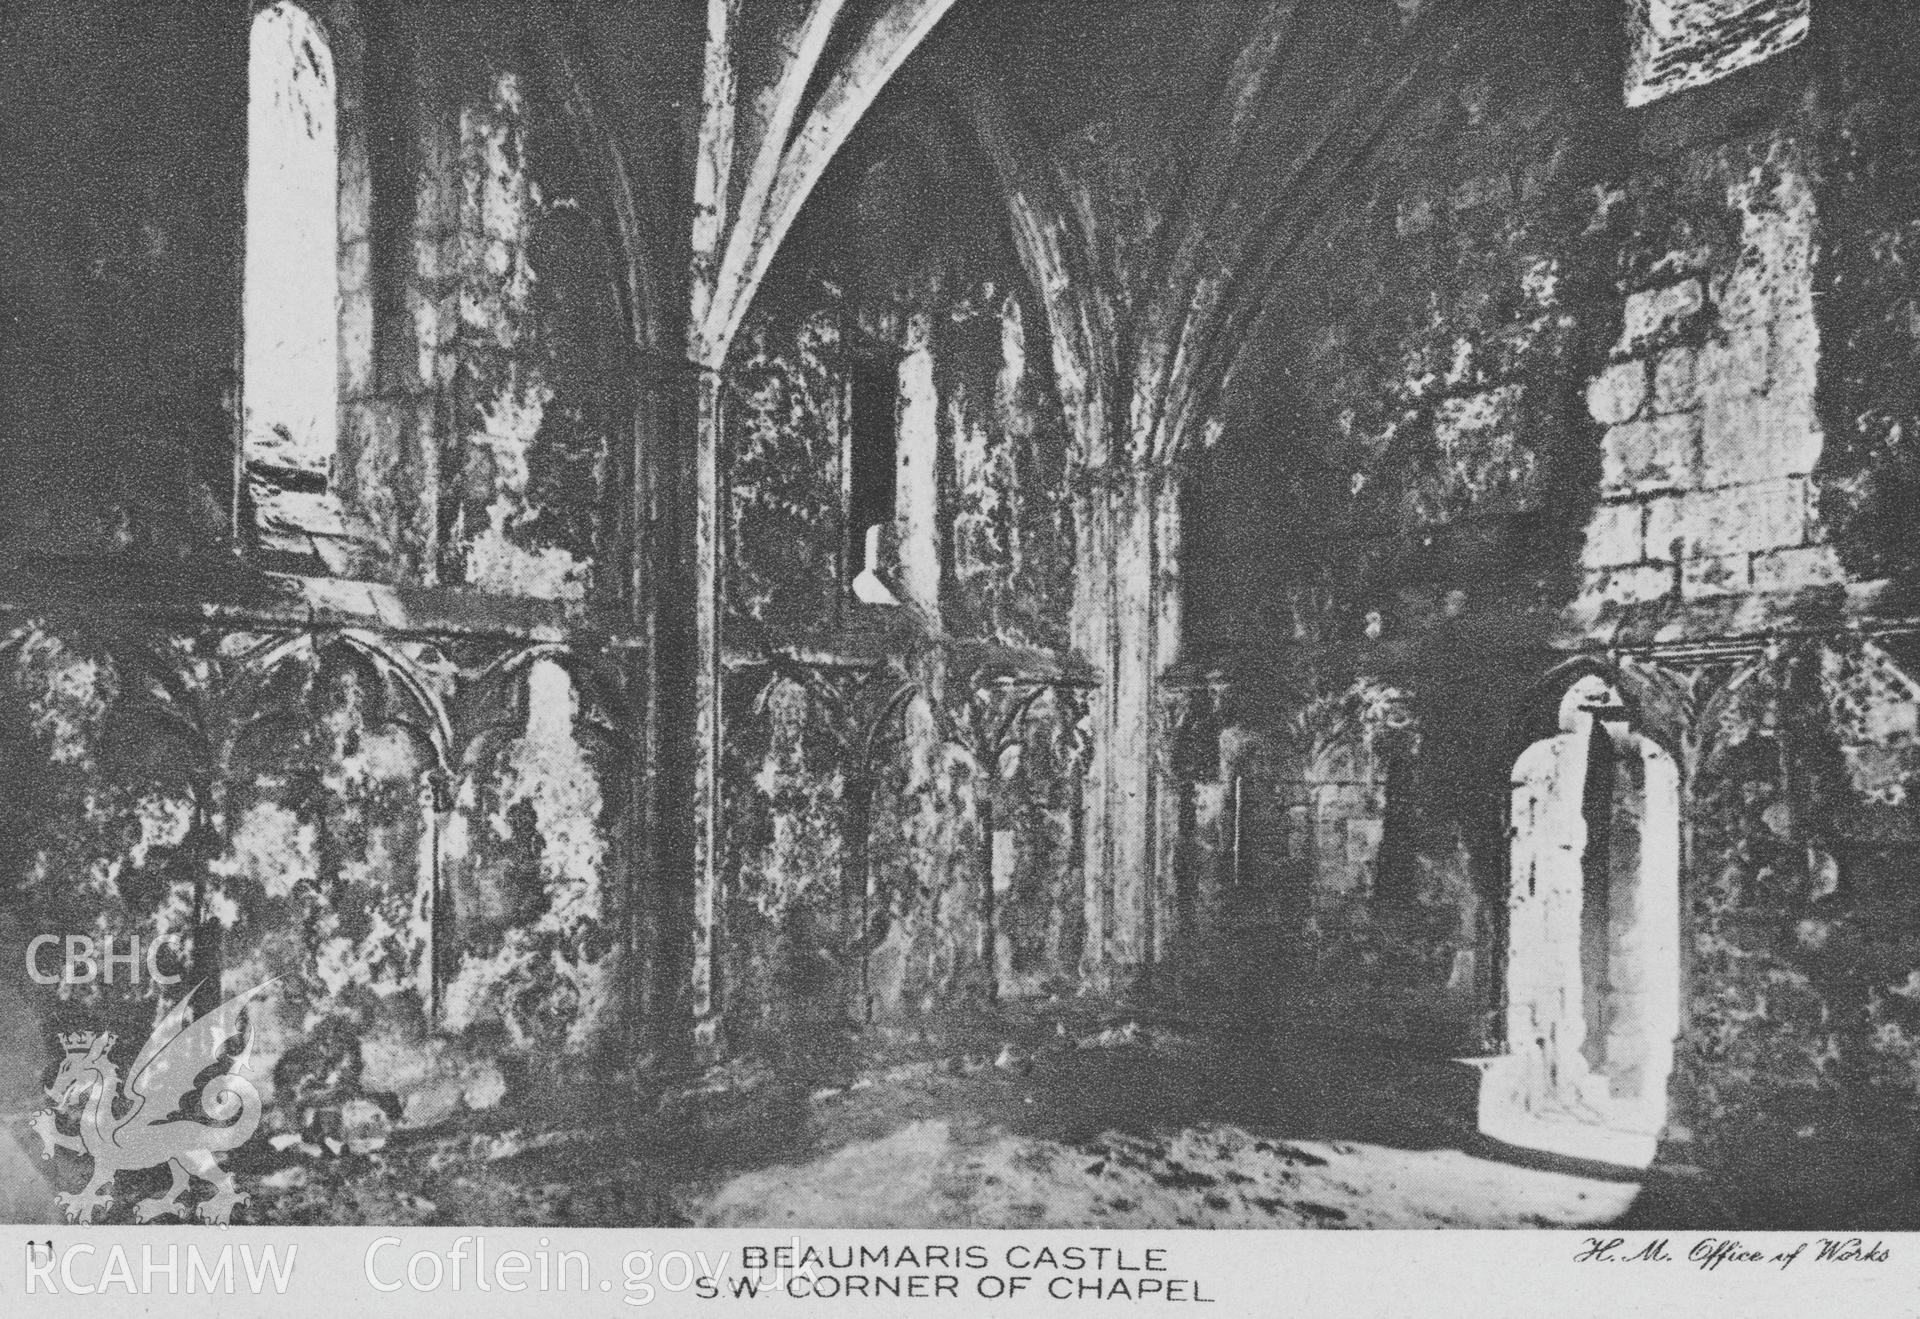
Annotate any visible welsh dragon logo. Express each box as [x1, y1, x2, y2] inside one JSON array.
[[31, 980, 274, 1225]]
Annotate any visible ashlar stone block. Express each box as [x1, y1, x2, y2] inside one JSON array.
[[1751, 544, 1845, 593], [1681, 550, 1751, 599], [1696, 324, 1771, 400], [1650, 345, 1699, 415], [1698, 393, 1822, 487], [1602, 413, 1700, 496], [1587, 361, 1649, 425], [1581, 500, 1646, 569], [1648, 478, 1808, 558], [1615, 278, 1704, 355]]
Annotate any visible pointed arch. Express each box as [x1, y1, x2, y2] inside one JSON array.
[[1481, 663, 1682, 1168], [527, 10, 676, 358], [699, 0, 964, 366]]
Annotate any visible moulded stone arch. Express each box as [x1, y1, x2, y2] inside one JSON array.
[[1477, 670, 1681, 1168], [524, 11, 676, 359], [216, 633, 446, 986]]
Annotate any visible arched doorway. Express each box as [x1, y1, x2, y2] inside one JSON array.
[[1477, 674, 1681, 1167]]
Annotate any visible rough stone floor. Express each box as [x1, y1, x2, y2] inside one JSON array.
[[7, 1007, 1744, 1228], [689, 1027, 1648, 1231]]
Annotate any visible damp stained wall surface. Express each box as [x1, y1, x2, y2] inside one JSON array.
[[0, 1, 674, 1128], [331, 18, 627, 597], [713, 110, 1084, 1045], [1168, 0, 1920, 1201], [0, 0, 1088, 1104], [1, 1, 653, 597], [12, 0, 1920, 1215], [0, 627, 626, 1130], [1177, 6, 1623, 1047]]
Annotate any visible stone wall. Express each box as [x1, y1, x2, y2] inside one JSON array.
[[1169, 0, 1920, 1201], [708, 103, 1086, 1050], [1176, 0, 1621, 1051], [1574, 121, 1836, 623], [324, 8, 630, 596], [0, 623, 625, 1138], [0, 0, 686, 1139], [16, 0, 1920, 1207]]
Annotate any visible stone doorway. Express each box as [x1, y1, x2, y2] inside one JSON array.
[[1476, 675, 1681, 1167]]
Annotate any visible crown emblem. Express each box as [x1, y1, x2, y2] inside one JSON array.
[[59, 1031, 112, 1054]]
